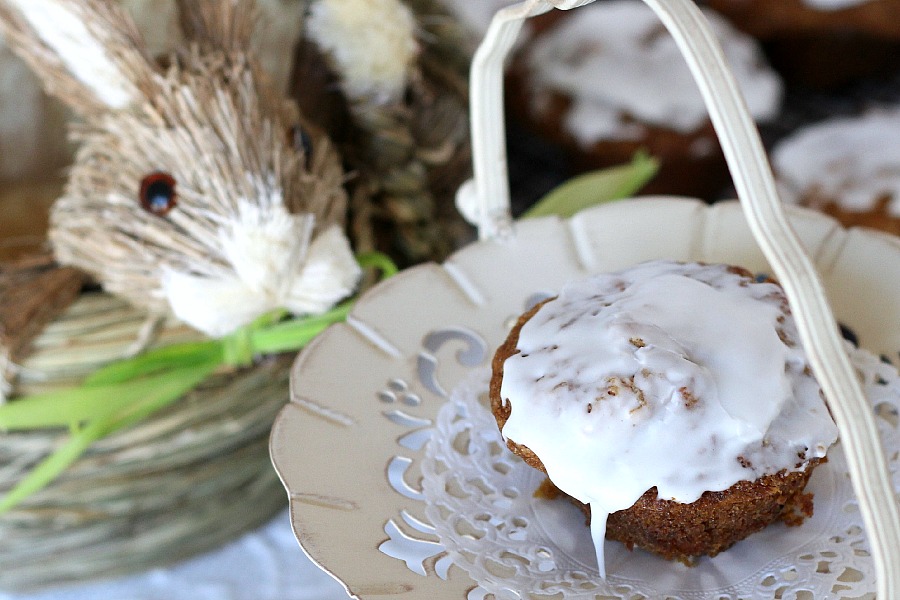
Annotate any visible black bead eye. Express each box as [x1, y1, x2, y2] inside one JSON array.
[[289, 125, 314, 160], [139, 172, 177, 216]]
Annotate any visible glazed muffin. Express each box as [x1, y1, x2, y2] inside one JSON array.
[[489, 260, 838, 572], [772, 107, 900, 236], [705, 0, 900, 89], [507, 1, 783, 200]]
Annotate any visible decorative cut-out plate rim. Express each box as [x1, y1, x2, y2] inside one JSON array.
[[270, 197, 900, 600]]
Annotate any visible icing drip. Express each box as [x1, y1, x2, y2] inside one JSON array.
[[524, 1, 782, 144], [773, 108, 900, 217], [499, 261, 838, 576]]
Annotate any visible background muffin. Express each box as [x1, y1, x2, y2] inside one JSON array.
[[506, 1, 783, 201], [772, 106, 900, 236]]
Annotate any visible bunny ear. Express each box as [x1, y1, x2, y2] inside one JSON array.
[[0, 0, 156, 116], [175, 0, 258, 55]]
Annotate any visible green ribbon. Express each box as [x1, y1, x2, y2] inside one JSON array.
[[0, 251, 397, 513]]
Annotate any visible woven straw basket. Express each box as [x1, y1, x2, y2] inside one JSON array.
[[0, 0, 475, 590], [0, 258, 292, 590]]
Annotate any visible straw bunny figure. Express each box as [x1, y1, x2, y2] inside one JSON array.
[[0, 0, 360, 338]]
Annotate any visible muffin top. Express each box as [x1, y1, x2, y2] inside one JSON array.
[[522, 1, 782, 144], [498, 260, 838, 572], [773, 108, 900, 218]]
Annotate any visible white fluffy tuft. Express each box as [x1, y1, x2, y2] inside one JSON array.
[[306, 0, 417, 104], [286, 225, 361, 315], [161, 196, 360, 337]]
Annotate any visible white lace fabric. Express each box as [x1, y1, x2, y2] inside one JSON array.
[[420, 346, 899, 599]]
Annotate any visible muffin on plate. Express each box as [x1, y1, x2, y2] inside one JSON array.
[[489, 260, 838, 573], [705, 0, 900, 89], [772, 107, 900, 236], [507, 1, 783, 200]]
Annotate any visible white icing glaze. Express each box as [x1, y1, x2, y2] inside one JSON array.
[[773, 108, 900, 218], [524, 1, 782, 144], [498, 261, 838, 576]]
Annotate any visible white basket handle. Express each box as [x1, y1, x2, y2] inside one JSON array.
[[457, 0, 900, 594]]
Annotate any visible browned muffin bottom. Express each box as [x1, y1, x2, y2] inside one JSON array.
[[489, 266, 824, 564], [534, 465, 819, 564], [805, 193, 900, 237], [584, 464, 819, 564]]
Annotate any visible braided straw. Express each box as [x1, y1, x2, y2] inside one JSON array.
[[300, 0, 473, 266]]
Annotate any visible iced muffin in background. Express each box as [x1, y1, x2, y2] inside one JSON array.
[[507, 0, 783, 200], [773, 107, 900, 236]]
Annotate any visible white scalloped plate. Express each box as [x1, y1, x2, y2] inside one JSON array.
[[270, 198, 900, 600]]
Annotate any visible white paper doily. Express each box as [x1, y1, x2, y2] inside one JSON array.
[[421, 344, 899, 599]]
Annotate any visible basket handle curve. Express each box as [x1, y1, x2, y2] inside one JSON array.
[[457, 0, 900, 594]]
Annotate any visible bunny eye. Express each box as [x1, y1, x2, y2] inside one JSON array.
[[289, 125, 314, 160], [139, 172, 178, 216]]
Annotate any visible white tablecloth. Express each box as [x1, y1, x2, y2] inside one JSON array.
[[0, 510, 352, 600]]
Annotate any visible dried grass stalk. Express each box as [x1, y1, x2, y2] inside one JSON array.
[[0, 289, 289, 591]]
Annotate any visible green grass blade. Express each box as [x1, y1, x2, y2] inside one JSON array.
[[99, 364, 217, 428], [84, 341, 221, 385], [0, 419, 104, 513], [357, 251, 399, 278], [523, 152, 659, 219], [248, 301, 352, 356], [0, 365, 217, 431], [0, 364, 216, 514]]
